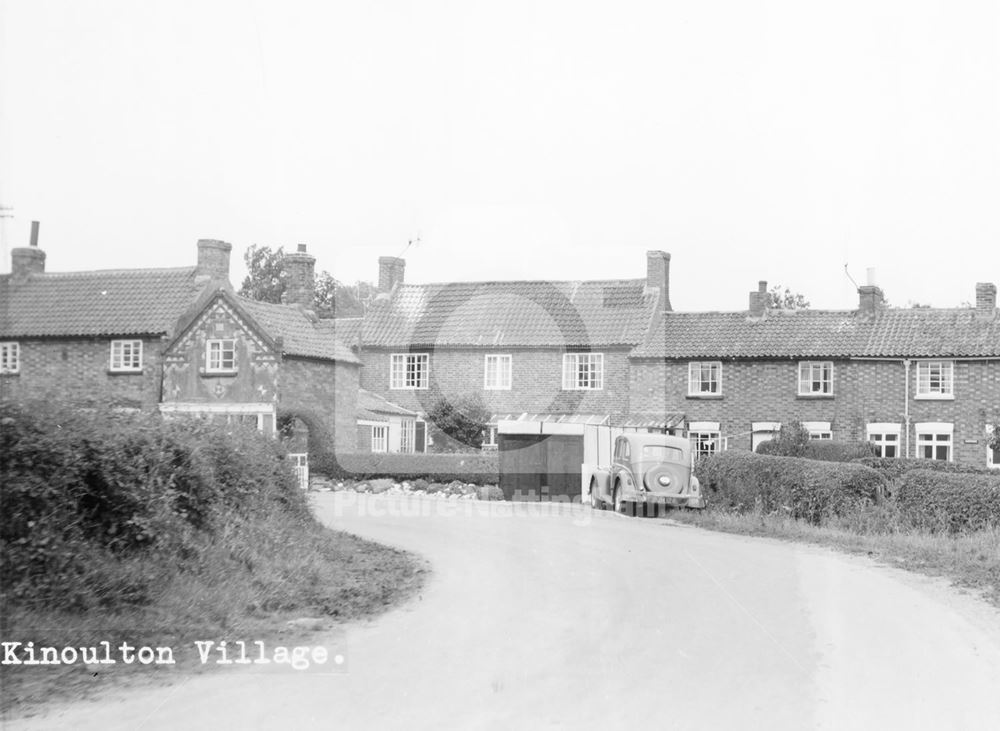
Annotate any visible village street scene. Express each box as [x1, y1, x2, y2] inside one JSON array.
[[2, 1, 999, 729]]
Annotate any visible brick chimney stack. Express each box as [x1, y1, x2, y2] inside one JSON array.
[[976, 282, 997, 314], [11, 221, 45, 282], [645, 251, 672, 311], [195, 239, 232, 283], [858, 285, 885, 318], [748, 280, 768, 317], [378, 256, 405, 292], [283, 244, 316, 310]]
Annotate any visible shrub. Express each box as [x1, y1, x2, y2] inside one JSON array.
[[0, 403, 306, 610], [695, 450, 885, 524], [896, 469, 1000, 533], [425, 394, 491, 452], [476, 484, 504, 501], [311, 451, 499, 486], [798, 440, 875, 463], [756, 422, 812, 457]]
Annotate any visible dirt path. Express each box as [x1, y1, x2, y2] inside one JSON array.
[[6, 492, 1000, 730]]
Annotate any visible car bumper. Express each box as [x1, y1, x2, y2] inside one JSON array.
[[631, 492, 706, 509]]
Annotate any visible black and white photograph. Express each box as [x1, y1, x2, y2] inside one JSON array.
[[1, 1, 999, 728]]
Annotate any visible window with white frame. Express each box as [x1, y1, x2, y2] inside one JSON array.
[[915, 361, 954, 399], [916, 422, 953, 461], [867, 423, 902, 458], [400, 419, 415, 453], [0, 342, 20, 374], [798, 361, 834, 396], [482, 424, 498, 450], [688, 421, 724, 458], [484, 354, 512, 390], [371, 425, 388, 453], [802, 421, 833, 440], [390, 353, 429, 389], [688, 361, 722, 396], [206, 339, 237, 372], [110, 339, 143, 372], [987, 425, 999, 470], [562, 353, 603, 390]]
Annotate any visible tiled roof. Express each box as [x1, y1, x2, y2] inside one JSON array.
[[632, 307, 1000, 359], [357, 389, 417, 421], [0, 267, 205, 337], [236, 297, 360, 364], [332, 317, 363, 348], [361, 280, 658, 348]]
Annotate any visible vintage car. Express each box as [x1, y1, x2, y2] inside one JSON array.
[[587, 433, 705, 513]]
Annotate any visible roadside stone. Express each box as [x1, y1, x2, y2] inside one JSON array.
[[285, 617, 328, 631], [413, 478, 429, 491], [369, 478, 394, 494]]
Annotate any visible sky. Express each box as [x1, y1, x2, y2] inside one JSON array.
[[1, 0, 997, 311]]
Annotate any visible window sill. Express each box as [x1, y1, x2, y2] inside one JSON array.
[[796, 393, 834, 399], [913, 394, 955, 401], [0, 371, 20, 377], [108, 369, 144, 376], [200, 369, 239, 377], [389, 386, 429, 391], [561, 387, 604, 392], [686, 394, 723, 400]]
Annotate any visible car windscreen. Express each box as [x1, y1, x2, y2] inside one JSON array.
[[641, 445, 686, 463]]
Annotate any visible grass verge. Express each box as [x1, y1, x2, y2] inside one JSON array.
[[0, 504, 426, 719], [667, 508, 1000, 609]]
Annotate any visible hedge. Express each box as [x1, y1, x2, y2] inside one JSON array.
[[855, 457, 997, 481], [311, 451, 499, 485], [896, 469, 1000, 533], [695, 451, 885, 524], [1, 403, 306, 609], [757, 439, 875, 463]]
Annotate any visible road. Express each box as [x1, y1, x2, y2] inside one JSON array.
[[7, 492, 1000, 730]]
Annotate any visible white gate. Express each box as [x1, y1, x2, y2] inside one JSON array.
[[289, 453, 309, 490]]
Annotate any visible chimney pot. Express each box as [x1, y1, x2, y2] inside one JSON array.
[[283, 247, 317, 310], [976, 282, 997, 313], [378, 256, 406, 292], [645, 251, 672, 311], [196, 239, 232, 284]]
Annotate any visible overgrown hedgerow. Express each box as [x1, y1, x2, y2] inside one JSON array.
[[895, 469, 1000, 533], [695, 450, 885, 525], [0, 403, 309, 611]]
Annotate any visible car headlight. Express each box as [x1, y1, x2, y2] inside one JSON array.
[[658, 475, 671, 487]]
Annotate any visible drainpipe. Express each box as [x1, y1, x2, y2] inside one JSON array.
[[903, 359, 911, 458]]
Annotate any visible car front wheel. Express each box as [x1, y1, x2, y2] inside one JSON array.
[[589, 479, 601, 510]]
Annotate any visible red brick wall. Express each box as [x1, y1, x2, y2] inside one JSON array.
[[630, 357, 1000, 467], [0, 336, 165, 408], [280, 356, 359, 454], [359, 347, 632, 419]]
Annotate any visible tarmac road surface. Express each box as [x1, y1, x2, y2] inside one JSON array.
[[7, 492, 1000, 730]]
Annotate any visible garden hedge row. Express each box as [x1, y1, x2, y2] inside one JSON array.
[[896, 469, 1000, 532], [695, 450, 885, 524], [311, 451, 499, 485], [1, 404, 306, 609], [757, 439, 875, 463], [855, 457, 997, 480]]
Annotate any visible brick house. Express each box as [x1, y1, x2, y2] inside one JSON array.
[[347, 251, 672, 450], [1, 236, 360, 456], [0, 237, 229, 407], [630, 280, 1000, 469]]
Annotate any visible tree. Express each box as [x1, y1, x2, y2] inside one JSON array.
[[766, 285, 810, 310], [239, 244, 286, 304], [426, 394, 491, 452], [239, 244, 374, 318]]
